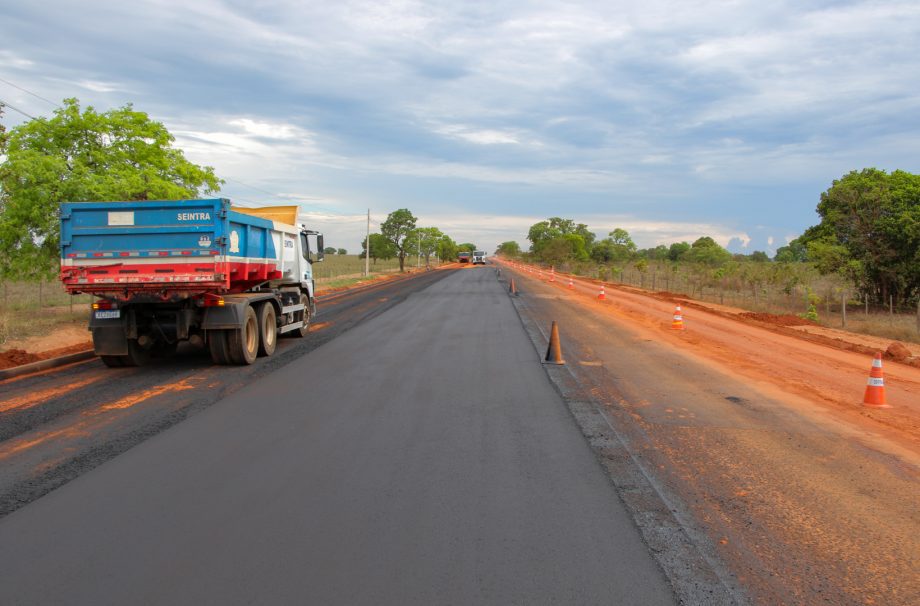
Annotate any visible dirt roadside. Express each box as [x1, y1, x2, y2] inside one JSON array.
[[503, 262, 920, 605]]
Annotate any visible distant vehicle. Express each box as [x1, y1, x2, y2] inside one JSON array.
[[472, 251, 486, 265], [458, 252, 471, 263]]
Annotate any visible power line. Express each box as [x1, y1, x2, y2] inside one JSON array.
[[0, 98, 37, 120], [0, 76, 60, 109]]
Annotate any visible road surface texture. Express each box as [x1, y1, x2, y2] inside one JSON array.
[[0, 269, 451, 518], [498, 260, 920, 605], [0, 266, 680, 605]]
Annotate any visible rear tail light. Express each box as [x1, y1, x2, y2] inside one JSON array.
[[197, 294, 225, 307], [92, 299, 116, 310]]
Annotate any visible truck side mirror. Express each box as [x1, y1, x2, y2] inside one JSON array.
[[316, 235, 325, 262]]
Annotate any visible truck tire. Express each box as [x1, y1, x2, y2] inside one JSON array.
[[208, 330, 231, 365], [227, 305, 258, 365], [286, 294, 311, 339], [123, 339, 150, 367], [256, 302, 277, 357], [101, 355, 126, 368]]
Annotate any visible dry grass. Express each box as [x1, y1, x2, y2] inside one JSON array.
[[314, 254, 435, 279]]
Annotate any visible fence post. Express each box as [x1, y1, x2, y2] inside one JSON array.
[[841, 291, 846, 328], [865, 293, 869, 316]]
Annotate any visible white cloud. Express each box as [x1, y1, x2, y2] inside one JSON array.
[[0, 50, 34, 69], [228, 118, 306, 141]]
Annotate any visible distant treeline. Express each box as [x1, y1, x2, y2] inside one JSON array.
[[495, 169, 919, 307]]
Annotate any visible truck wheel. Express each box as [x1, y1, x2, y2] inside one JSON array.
[[288, 294, 311, 338], [100, 355, 126, 368], [208, 330, 231, 365], [123, 339, 150, 367], [256, 303, 277, 357], [227, 305, 258, 365]]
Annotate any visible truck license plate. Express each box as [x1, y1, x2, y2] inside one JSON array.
[[94, 310, 120, 320]]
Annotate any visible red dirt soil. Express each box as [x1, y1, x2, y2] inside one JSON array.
[[0, 344, 92, 370]]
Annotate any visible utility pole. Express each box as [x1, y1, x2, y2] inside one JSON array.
[[364, 209, 370, 277]]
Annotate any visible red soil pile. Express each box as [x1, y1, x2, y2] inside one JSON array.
[[0, 343, 92, 370]]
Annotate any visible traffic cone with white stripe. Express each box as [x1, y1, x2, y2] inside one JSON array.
[[863, 352, 890, 407], [597, 284, 606, 300], [550, 266, 555, 282], [568, 276, 574, 289], [671, 305, 684, 330]]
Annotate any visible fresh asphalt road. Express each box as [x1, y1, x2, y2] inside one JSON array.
[[0, 267, 676, 605]]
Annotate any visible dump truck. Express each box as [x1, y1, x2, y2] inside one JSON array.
[[458, 252, 471, 263], [60, 198, 323, 367]]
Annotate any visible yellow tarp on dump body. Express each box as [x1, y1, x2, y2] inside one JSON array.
[[231, 205, 299, 228]]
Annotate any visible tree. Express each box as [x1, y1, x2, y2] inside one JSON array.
[[360, 233, 396, 264], [436, 235, 459, 263], [668, 241, 691, 261], [380, 208, 417, 271], [337, 248, 347, 256], [643, 245, 670, 261], [574, 223, 596, 249], [684, 237, 731, 266], [496, 241, 521, 257], [774, 238, 808, 263], [0, 98, 221, 280], [324, 247, 337, 255], [458, 242, 477, 252], [527, 217, 592, 262], [592, 228, 636, 263], [804, 168, 920, 304], [406, 227, 445, 265]]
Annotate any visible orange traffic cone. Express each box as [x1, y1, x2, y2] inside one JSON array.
[[597, 284, 606, 300], [550, 268, 555, 282], [543, 321, 565, 365], [671, 305, 684, 330], [568, 277, 574, 289], [863, 353, 890, 407]]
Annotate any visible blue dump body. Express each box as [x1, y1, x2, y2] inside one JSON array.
[[61, 198, 279, 260], [60, 198, 287, 294]]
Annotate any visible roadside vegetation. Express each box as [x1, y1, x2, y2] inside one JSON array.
[[499, 169, 920, 345]]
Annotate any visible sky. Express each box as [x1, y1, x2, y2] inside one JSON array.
[[1, 0, 919, 255]]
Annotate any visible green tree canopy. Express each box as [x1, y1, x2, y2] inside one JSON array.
[[405, 227, 445, 265], [591, 228, 636, 263], [684, 236, 732, 266], [668, 241, 691, 261], [337, 248, 347, 255], [527, 217, 592, 261], [361, 232, 397, 264], [380, 208, 418, 271], [804, 168, 920, 303], [774, 238, 808, 263], [496, 241, 521, 257], [0, 98, 221, 280], [458, 242, 477, 252], [436, 234, 459, 263]]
